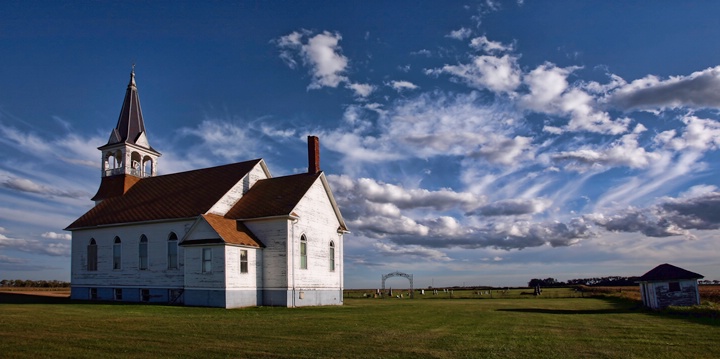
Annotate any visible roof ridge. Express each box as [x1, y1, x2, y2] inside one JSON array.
[[143, 158, 263, 180]]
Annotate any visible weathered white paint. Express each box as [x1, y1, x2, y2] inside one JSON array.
[[639, 279, 701, 309], [207, 161, 270, 215], [71, 220, 190, 289], [70, 170, 345, 308], [243, 175, 345, 307]]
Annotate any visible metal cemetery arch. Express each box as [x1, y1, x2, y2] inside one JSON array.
[[382, 271, 414, 298]]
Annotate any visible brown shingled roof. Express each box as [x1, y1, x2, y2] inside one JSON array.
[[66, 159, 262, 229], [197, 214, 264, 247], [91, 174, 142, 201], [225, 172, 322, 219], [639, 263, 704, 281]]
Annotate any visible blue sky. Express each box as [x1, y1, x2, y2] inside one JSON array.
[[2, 1, 720, 288]]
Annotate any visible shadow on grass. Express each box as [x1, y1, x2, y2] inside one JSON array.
[[495, 298, 638, 315], [0, 292, 72, 305]]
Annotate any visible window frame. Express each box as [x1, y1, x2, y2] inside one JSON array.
[[300, 235, 308, 270], [167, 232, 178, 269], [329, 241, 335, 272], [113, 237, 122, 270], [87, 239, 98, 271], [89, 288, 97, 300], [114, 288, 123, 301], [139, 235, 148, 270], [240, 249, 248, 273], [202, 248, 212, 273]]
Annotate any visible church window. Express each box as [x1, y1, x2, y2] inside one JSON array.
[[300, 235, 308, 269], [240, 250, 248, 273], [139, 235, 148, 270], [329, 241, 335, 272], [113, 237, 122, 270], [202, 248, 212, 273], [87, 239, 97, 271], [167, 233, 178, 269]]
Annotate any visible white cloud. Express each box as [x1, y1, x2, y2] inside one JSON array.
[[388, 80, 418, 91], [472, 198, 552, 216], [276, 30, 350, 90], [41, 232, 71, 240], [374, 242, 451, 261], [609, 66, 720, 111], [0, 175, 88, 198], [587, 190, 720, 240], [347, 82, 375, 98], [521, 63, 629, 135], [179, 119, 260, 162], [427, 54, 522, 93], [552, 128, 663, 171], [0, 233, 70, 257], [447, 27, 473, 40], [655, 115, 720, 152], [0, 124, 100, 168], [469, 36, 514, 53]]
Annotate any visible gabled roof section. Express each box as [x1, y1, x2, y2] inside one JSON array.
[[225, 172, 321, 219], [67, 159, 262, 230], [225, 172, 348, 232], [639, 263, 704, 282], [99, 69, 157, 153], [197, 214, 264, 247]]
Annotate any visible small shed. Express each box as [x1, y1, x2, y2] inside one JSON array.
[[638, 263, 704, 309]]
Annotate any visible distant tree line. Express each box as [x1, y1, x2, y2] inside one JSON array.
[[699, 280, 720, 285], [0, 279, 70, 288], [529, 276, 720, 288], [528, 276, 640, 288]]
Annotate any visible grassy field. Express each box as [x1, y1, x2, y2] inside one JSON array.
[[1, 292, 719, 358]]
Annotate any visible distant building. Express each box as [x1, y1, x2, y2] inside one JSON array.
[[638, 263, 703, 309], [65, 69, 348, 308]]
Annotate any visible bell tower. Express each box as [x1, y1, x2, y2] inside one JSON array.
[[92, 67, 161, 204]]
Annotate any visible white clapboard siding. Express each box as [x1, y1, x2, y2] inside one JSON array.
[[207, 162, 270, 216], [71, 220, 191, 287]]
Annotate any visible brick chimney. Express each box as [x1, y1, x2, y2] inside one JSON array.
[[308, 135, 320, 174]]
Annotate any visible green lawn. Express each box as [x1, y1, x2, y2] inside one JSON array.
[[1, 294, 718, 358]]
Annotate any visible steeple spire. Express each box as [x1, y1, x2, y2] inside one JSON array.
[[95, 68, 162, 203], [105, 67, 150, 148]]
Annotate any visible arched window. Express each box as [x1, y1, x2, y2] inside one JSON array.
[[167, 232, 178, 269], [139, 235, 148, 270], [142, 155, 153, 177], [130, 151, 142, 176], [329, 241, 335, 272], [87, 239, 97, 271], [300, 235, 308, 269], [113, 237, 122, 270]]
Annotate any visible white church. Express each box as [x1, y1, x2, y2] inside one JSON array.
[[66, 70, 348, 308]]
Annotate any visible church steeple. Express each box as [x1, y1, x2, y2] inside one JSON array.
[[93, 68, 161, 204]]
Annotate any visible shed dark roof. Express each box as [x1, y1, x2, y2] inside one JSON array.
[[639, 263, 704, 281], [66, 159, 261, 229]]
